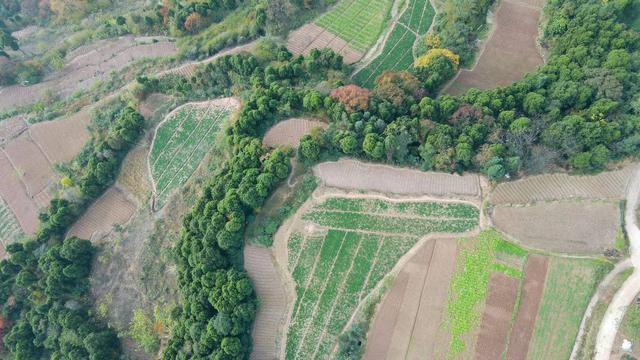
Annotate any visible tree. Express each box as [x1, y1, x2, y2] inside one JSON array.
[[330, 85, 371, 112], [184, 12, 204, 33], [0, 20, 18, 58]]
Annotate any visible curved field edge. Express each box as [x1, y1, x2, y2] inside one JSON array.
[[147, 98, 239, 206], [282, 195, 480, 359]]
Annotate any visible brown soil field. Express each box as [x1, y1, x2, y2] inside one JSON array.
[[443, 0, 544, 95], [490, 166, 635, 205], [262, 118, 327, 148], [2, 132, 54, 196], [67, 186, 136, 241], [492, 202, 619, 254], [29, 110, 91, 163], [474, 272, 519, 360], [0, 152, 39, 233], [287, 24, 363, 64], [0, 36, 176, 111], [313, 159, 481, 198], [505, 255, 549, 359], [363, 238, 457, 359], [0, 115, 28, 146], [244, 245, 288, 360]]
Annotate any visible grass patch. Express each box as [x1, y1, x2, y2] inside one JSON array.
[[493, 237, 528, 258], [528, 257, 612, 360], [491, 263, 523, 278]]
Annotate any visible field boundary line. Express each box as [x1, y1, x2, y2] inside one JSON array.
[[149, 103, 198, 169], [293, 231, 348, 358], [290, 232, 309, 273], [312, 190, 481, 208], [310, 233, 365, 359], [0, 147, 36, 198], [358, 235, 385, 302], [308, 208, 478, 222], [156, 105, 229, 196]]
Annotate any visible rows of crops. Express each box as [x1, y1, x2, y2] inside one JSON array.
[[285, 197, 479, 359], [315, 0, 393, 52], [149, 103, 231, 206], [353, 0, 435, 87], [0, 197, 23, 245]]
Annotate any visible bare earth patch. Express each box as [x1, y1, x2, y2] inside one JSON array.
[[67, 186, 136, 241], [287, 24, 364, 64], [474, 272, 519, 360], [363, 238, 458, 359], [0, 115, 28, 146], [2, 132, 54, 196], [116, 145, 152, 205], [490, 166, 635, 205], [492, 202, 619, 254], [505, 254, 549, 359], [29, 110, 91, 163], [263, 118, 327, 148], [244, 245, 288, 360], [443, 0, 544, 95], [313, 159, 481, 198]]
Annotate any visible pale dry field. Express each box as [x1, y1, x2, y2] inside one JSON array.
[[3, 132, 54, 196], [0, 151, 39, 233], [492, 202, 619, 254], [244, 245, 288, 360], [443, 0, 544, 95], [29, 109, 91, 163], [262, 118, 327, 148], [0, 115, 28, 146], [287, 24, 363, 64], [313, 159, 481, 198], [364, 238, 457, 360], [490, 166, 635, 205], [67, 186, 137, 241], [116, 145, 152, 205], [0, 36, 176, 111]]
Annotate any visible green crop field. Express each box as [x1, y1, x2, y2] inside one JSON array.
[[315, 0, 394, 52], [0, 198, 23, 245], [285, 197, 479, 359], [528, 257, 608, 360], [149, 103, 231, 206], [353, 0, 435, 87]]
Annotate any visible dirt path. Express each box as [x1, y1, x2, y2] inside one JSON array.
[[594, 164, 640, 359]]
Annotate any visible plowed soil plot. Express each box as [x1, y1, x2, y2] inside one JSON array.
[[313, 159, 480, 197], [0, 197, 24, 248], [490, 166, 635, 205], [0, 152, 38, 234], [29, 110, 91, 163], [443, 0, 544, 95], [363, 238, 458, 360], [148, 98, 239, 206], [474, 272, 519, 360], [244, 245, 288, 360], [492, 201, 619, 254], [505, 255, 549, 360], [285, 197, 478, 359], [286, 24, 364, 64], [0, 115, 27, 146], [67, 186, 136, 241], [2, 132, 54, 196], [0, 36, 176, 111], [263, 118, 327, 148]]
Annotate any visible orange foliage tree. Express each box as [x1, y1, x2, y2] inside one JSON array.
[[330, 84, 371, 112]]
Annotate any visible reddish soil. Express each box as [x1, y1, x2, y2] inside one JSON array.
[[505, 255, 549, 359], [287, 24, 363, 64], [244, 245, 288, 360], [2, 132, 54, 196], [262, 118, 327, 148], [444, 0, 544, 95], [0, 115, 28, 146], [0, 152, 38, 234], [490, 166, 634, 205], [313, 159, 481, 198], [29, 110, 91, 163], [474, 272, 519, 360], [364, 238, 458, 359], [67, 186, 136, 241], [492, 201, 619, 254]]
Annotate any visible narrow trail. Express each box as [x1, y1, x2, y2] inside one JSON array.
[[594, 164, 640, 359]]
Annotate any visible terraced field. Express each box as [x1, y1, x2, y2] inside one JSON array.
[[0, 197, 24, 249], [285, 197, 479, 359], [315, 0, 394, 52], [149, 99, 238, 206], [353, 0, 435, 87]]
